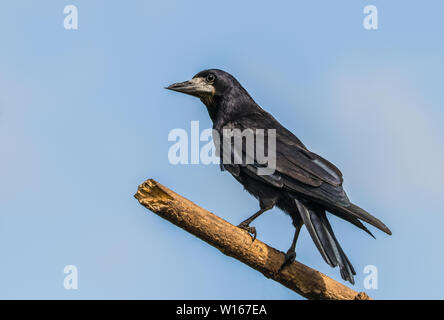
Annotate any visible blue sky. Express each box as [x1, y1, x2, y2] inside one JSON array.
[[0, 1, 443, 299]]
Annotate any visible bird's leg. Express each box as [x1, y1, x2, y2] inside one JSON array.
[[237, 204, 273, 241], [278, 224, 301, 272]]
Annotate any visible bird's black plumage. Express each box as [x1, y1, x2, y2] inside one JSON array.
[[166, 69, 391, 284]]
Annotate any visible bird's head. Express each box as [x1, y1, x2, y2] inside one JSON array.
[[166, 69, 247, 106]]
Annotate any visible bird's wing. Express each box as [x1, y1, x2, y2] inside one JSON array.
[[219, 116, 391, 235], [276, 138, 343, 186], [218, 117, 348, 206], [228, 115, 343, 185]]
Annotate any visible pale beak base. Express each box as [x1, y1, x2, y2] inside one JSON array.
[[166, 77, 214, 98]]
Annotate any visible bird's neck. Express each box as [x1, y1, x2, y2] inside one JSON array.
[[203, 92, 258, 130], [201, 97, 220, 123]]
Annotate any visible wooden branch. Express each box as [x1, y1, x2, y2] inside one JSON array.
[[134, 179, 372, 300]]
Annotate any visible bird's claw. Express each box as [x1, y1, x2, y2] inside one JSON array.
[[278, 250, 296, 272], [237, 223, 257, 241]]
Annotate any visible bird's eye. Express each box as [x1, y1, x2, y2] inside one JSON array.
[[206, 74, 215, 83]]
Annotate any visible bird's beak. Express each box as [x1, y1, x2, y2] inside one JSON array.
[[165, 77, 214, 98]]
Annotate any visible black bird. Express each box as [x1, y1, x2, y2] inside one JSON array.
[[166, 69, 391, 284]]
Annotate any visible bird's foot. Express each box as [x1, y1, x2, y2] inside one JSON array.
[[278, 250, 296, 273], [237, 222, 257, 241]]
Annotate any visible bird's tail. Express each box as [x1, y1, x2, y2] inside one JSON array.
[[295, 199, 356, 284], [331, 203, 392, 236]]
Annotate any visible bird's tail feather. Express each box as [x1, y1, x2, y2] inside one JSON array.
[[330, 211, 375, 239], [295, 199, 356, 284], [333, 203, 392, 236]]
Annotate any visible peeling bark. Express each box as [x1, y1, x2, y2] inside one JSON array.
[[134, 179, 372, 300]]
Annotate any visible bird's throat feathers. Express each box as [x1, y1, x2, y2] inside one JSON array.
[[202, 86, 259, 126]]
